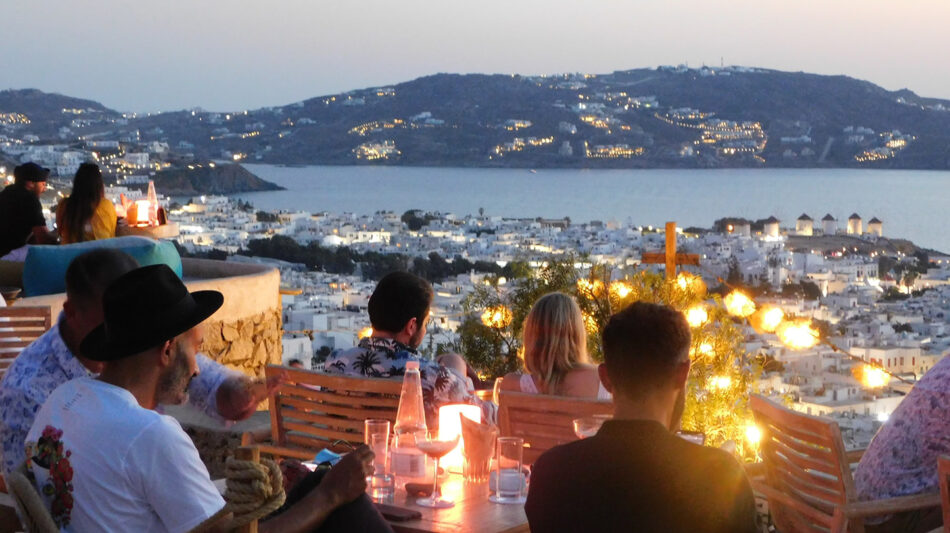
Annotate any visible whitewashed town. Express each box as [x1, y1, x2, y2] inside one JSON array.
[[149, 190, 950, 451]]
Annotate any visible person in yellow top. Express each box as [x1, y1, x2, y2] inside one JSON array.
[[56, 163, 117, 244]]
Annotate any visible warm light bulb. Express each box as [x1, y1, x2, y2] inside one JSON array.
[[724, 290, 756, 318], [854, 365, 890, 389], [610, 281, 632, 299], [685, 306, 709, 328], [358, 327, 373, 339], [745, 424, 762, 445], [776, 320, 820, 349], [709, 375, 732, 390]]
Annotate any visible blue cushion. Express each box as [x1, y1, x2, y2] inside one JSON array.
[[23, 236, 183, 297]]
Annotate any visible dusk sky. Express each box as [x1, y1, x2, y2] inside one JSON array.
[[3, 0, 948, 113]]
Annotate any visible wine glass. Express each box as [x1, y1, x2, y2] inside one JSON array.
[[573, 415, 610, 439], [415, 431, 461, 508]]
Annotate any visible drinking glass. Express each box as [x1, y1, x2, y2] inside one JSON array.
[[490, 436, 526, 504], [364, 419, 394, 503], [573, 415, 609, 439], [415, 431, 461, 508]]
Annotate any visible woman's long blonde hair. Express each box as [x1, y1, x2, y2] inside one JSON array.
[[522, 292, 589, 395]]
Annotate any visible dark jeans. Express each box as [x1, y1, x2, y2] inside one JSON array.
[[865, 505, 942, 533], [269, 468, 394, 533]]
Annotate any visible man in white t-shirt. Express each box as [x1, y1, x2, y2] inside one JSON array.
[[27, 265, 389, 533]]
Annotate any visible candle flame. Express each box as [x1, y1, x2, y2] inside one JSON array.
[[854, 364, 890, 388], [776, 320, 820, 349], [685, 306, 709, 328], [724, 290, 756, 318], [481, 306, 513, 329]]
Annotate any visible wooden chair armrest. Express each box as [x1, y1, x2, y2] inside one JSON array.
[[254, 444, 320, 462], [842, 492, 941, 518], [240, 427, 273, 447], [846, 448, 866, 463]]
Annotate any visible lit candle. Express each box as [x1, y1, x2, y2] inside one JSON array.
[[438, 404, 481, 471]]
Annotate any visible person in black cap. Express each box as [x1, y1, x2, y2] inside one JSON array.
[[0, 161, 57, 258], [25, 264, 393, 533]]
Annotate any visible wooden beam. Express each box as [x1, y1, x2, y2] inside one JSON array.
[[665, 222, 676, 280]]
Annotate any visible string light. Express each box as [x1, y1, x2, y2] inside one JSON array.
[[775, 320, 819, 349], [724, 290, 756, 318], [685, 306, 709, 328], [480, 306, 513, 329]]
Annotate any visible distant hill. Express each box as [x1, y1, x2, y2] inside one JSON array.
[[3, 67, 950, 169], [149, 163, 283, 196]]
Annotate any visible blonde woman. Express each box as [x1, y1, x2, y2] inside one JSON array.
[[501, 292, 610, 399]]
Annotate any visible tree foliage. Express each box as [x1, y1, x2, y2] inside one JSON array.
[[459, 256, 762, 460]]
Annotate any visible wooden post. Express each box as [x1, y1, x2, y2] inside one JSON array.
[[235, 446, 261, 533], [665, 222, 677, 281]]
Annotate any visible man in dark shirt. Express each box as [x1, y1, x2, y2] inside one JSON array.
[[525, 301, 758, 533], [0, 162, 56, 257]]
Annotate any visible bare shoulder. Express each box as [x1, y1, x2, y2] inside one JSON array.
[[562, 366, 602, 398], [501, 372, 524, 391]]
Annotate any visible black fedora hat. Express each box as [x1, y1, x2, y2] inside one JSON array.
[[80, 264, 223, 361]]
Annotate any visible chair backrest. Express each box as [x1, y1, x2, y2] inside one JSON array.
[[497, 388, 613, 465], [3, 462, 58, 533], [938, 455, 950, 533], [750, 394, 855, 533], [266, 365, 403, 455], [0, 306, 51, 377]]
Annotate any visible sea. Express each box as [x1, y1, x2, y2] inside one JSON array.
[[233, 165, 950, 254]]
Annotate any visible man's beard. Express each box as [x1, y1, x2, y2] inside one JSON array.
[[157, 345, 194, 405], [408, 325, 425, 350], [670, 386, 686, 431]]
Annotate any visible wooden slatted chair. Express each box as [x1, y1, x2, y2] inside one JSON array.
[[937, 455, 950, 533], [497, 388, 613, 465], [0, 306, 51, 379], [750, 394, 941, 533], [245, 365, 403, 461]]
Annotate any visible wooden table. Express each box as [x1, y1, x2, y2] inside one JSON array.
[[388, 474, 529, 533]]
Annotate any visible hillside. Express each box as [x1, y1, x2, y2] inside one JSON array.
[[3, 67, 950, 170], [149, 163, 283, 196]]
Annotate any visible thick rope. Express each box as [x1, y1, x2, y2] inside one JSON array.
[[188, 456, 286, 533], [222, 457, 286, 528]]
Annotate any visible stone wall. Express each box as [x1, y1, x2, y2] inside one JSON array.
[[201, 307, 282, 376]]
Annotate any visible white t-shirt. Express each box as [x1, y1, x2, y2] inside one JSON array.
[[25, 377, 225, 533]]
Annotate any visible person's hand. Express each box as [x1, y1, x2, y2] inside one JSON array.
[[314, 445, 374, 509], [218, 371, 288, 421]]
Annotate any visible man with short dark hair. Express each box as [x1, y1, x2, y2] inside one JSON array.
[[27, 265, 388, 532], [0, 161, 57, 258], [525, 301, 758, 533], [324, 271, 493, 424], [0, 249, 280, 473]]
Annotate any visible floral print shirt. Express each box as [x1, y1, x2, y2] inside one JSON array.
[[324, 337, 496, 425], [0, 314, 237, 473], [854, 355, 950, 521]]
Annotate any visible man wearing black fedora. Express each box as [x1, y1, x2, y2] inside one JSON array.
[[0, 161, 58, 259], [25, 265, 388, 532], [0, 249, 284, 475]]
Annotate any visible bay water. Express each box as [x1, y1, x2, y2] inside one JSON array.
[[235, 165, 950, 253]]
